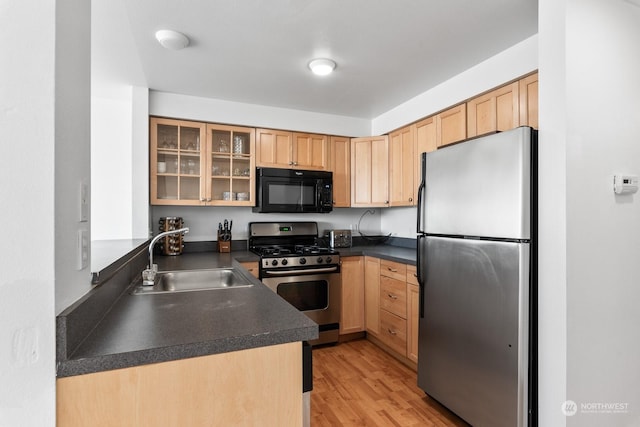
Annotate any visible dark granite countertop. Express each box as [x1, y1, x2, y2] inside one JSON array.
[[56, 251, 316, 377], [338, 244, 416, 265]]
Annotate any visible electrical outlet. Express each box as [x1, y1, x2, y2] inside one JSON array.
[[77, 229, 88, 270]]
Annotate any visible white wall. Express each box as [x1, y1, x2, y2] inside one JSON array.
[[0, 0, 89, 424], [564, 0, 640, 425], [151, 206, 383, 242], [538, 0, 568, 425], [54, 0, 93, 315], [150, 91, 371, 137]]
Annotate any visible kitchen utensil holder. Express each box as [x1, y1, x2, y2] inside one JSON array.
[[158, 217, 185, 256], [217, 230, 231, 253]]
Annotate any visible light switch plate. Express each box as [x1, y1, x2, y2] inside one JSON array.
[[79, 180, 89, 222]]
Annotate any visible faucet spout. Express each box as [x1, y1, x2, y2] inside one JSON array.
[[142, 227, 189, 285]]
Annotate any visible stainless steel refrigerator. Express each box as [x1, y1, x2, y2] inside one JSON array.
[[416, 126, 537, 427]]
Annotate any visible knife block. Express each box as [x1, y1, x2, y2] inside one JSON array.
[[217, 231, 231, 253]]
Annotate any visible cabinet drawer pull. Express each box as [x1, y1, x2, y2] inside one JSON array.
[[387, 293, 398, 300], [413, 273, 418, 277], [387, 328, 397, 336], [388, 267, 398, 272]]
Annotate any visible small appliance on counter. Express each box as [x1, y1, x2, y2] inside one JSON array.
[[323, 229, 352, 248], [158, 217, 185, 255], [217, 219, 232, 253]]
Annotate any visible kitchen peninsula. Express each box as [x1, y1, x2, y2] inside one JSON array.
[[56, 249, 316, 426]]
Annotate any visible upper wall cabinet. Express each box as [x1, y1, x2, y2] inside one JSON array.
[[351, 136, 389, 207], [466, 82, 520, 138], [436, 104, 467, 148], [519, 72, 538, 129], [256, 129, 329, 171], [151, 118, 207, 205], [329, 136, 351, 208], [150, 117, 255, 206], [389, 126, 415, 207]]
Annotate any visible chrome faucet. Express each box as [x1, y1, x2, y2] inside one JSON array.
[[142, 227, 189, 285]]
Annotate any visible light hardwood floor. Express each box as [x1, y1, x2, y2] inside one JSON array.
[[311, 339, 469, 426]]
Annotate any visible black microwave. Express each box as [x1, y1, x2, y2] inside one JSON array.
[[253, 168, 333, 213]]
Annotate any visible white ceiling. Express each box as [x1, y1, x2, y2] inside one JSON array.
[[98, 0, 538, 119]]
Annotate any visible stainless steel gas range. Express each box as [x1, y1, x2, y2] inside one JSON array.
[[248, 222, 341, 346]]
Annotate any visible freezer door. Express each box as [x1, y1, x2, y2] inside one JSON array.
[[417, 236, 529, 427], [423, 127, 532, 239]]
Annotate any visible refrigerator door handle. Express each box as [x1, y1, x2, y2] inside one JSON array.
[[416, 153, 426, 234], [417, 234, 425, 318]]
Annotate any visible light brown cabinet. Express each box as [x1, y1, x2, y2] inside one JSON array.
[[340, 256, 365, 334], [150, 117, 206, 205], [150, 118, 255, 206], [256, 129, 328, 170], [329, 136, 351, 207], [378, 259, 408, 356], [467, 81, 520, 138], [364, 256, 381, 335], [519, 72, 539, 129], [389, 126, 416, 206], [406, 265, 419, 364], [436, 104, 467, 148], [57, 342, 302, 427], [350, 136, 389, 207], [239, 261, 259, 279]]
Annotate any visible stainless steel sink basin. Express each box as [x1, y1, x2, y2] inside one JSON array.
[[131, 268, 254, 295]]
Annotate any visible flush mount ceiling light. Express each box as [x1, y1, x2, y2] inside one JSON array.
[[155, 30, 190, 50], [308, 58, 336, 76]]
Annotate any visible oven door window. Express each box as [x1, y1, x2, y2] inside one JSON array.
[[264, 178, 317, 211], [277, 280, 328, 311]]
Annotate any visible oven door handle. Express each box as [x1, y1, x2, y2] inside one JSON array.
[[263, 266, 339, 275]]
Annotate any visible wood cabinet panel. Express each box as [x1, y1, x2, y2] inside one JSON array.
[[255, 128, 293, 168], [240, 261, 259, 279], [467, 82, 519, 138], [389, 126, 415, 206], [380, 259, 407, 282], [380, 276, 407, 319], [379, 309, 407, 356], [57, 342, 302, 427], [350, 136, 389, 207], [436, 104, 467, 147], [329, 136, 351, 207], [519, 72, 539, 129], [407, 284, 420, 364], [340, 256, 365, 334], [292, 133, 328, 170], [406, 265, 418, 286], [364, 256, 381, 335]]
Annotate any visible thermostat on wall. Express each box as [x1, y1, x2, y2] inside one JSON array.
[[613, 174, 639, 194]]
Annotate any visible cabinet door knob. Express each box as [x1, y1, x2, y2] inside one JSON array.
[[409, 197, 413, 202]]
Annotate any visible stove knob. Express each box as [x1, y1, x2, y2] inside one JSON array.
[[271, 259, 278, 266], [281, 259, 288, 266], [317, 257, 324, 264], [326, 257, 332, 264], [299, 258, 307, 265]]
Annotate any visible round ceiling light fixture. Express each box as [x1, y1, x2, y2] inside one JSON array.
[[308, 58, 336, 76], [155, 30, 190, 50]]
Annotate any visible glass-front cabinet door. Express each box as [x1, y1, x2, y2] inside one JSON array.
[[150, 118, 255, 206], [206, 124, 255, 205], [151, 118, 206, 205]]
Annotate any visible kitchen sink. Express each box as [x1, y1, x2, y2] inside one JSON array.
[[131, 268, 254, 295]]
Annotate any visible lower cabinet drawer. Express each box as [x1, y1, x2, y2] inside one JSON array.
[[379, 309, 407, 356], [380, 276, 407, 318]]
